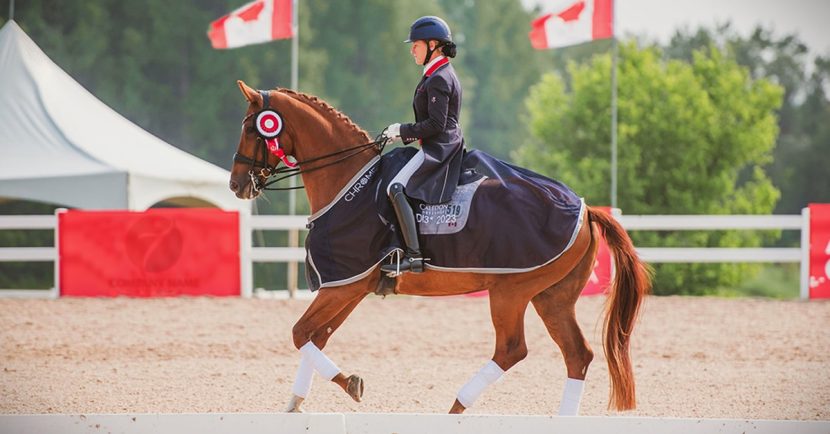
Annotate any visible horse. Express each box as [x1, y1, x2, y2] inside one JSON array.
[[228, 80, 650, 414]]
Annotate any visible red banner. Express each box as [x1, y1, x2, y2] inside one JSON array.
[[581, 206, 613, 296], [59, 209, 240, 297], [809, 203, 830, 299]]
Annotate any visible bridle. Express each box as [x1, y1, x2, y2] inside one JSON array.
[[232, 90, 390, 192]]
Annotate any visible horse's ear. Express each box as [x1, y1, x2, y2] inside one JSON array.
[[237, 80, 261, 105]]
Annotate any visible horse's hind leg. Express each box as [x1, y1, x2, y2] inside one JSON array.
[[449, 289, 532, 414], [287, 286, 368, 412], [531, 224, 599, 415]]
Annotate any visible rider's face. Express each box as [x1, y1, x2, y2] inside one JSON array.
[[410, 40, 436, 65]]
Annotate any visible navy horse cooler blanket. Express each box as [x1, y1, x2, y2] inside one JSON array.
[[304, 148, 585, 291]]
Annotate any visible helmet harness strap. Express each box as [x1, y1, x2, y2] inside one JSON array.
[[422, 40, 444, 66]]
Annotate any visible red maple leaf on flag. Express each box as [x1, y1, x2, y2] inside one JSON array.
[[237, 1, 264, 22], [559, 1, 586, 22]]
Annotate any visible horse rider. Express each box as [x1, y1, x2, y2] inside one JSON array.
[[380, 16, 465, 275]]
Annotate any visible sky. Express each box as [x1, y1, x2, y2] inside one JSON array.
[[525, 0, 830, 58]]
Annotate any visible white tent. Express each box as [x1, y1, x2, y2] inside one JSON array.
[[0, 20, 247, 211]]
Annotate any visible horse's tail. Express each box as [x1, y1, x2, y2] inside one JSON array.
[[587, 206, 651, 411]]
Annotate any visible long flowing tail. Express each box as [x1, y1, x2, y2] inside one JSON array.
[[588, 206, 651, 410]]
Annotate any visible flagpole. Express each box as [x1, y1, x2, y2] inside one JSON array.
[[288, 0, 299, 215], [287, 0, 299, 297], [610, 8, 618, 209], [290, 0, 298, 91]]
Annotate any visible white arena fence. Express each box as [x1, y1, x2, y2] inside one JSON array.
[[0, 208, 813, 299], [0, 413, 827, 434]]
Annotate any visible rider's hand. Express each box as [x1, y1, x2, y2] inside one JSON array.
[[383, 123, 401, 141]]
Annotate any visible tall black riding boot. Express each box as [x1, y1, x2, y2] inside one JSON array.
[[380, 184, 424, 274]]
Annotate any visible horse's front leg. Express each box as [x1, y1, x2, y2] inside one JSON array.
[[286, 286, 368, 412]]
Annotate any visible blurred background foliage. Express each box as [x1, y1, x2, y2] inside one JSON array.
[[1, 1, 828, 296], [516, 42, 784, 295]]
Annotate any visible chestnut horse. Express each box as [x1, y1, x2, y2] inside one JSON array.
[[228, 81, 650, 414]]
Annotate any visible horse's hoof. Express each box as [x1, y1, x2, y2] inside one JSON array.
[[449, 399, 466, 414], [374, 272, 397, 296], [346, 374, 364, 402]]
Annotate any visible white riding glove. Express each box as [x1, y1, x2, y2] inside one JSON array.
[[383, 123, 401, 141]]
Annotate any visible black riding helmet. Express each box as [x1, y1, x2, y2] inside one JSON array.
[[405, 16, 453, 65]]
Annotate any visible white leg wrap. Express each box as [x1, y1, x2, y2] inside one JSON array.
[[558, 378, 585, 416], [285, 394, 304, 413], [291, 353, 315, 398], [456, 360, 505, 409], [299, 341, 341, 381]]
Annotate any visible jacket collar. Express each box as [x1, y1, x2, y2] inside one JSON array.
[[423, 56, 449, 77]]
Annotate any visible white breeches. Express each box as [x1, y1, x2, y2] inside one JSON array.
[[387, 148, 425, 196]]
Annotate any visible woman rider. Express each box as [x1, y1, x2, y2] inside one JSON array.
[[380, 16, 465, 275]]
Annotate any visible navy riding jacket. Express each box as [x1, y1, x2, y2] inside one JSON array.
[[399, 59, 465, 204]]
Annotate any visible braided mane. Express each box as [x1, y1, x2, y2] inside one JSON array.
[[276, 88, 370, 142]]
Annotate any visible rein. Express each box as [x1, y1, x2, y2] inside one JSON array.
[[233, 100, 391, 192]]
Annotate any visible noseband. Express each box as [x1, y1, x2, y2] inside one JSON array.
[[233, 90, 391, 192]]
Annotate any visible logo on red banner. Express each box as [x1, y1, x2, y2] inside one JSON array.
[[125, 215, 185, 273], [581, 206, 613, 296], [809, 203, 830, 299], [59, 209, 240, 297]]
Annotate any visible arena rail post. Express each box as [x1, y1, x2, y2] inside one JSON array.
[[288, 227, 299, 298], [239, 209, 254, 298], [54, 208, 65, 297], [800, 206, 810, 300]]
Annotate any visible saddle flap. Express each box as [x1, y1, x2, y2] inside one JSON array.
[[416, 177, 485, 235]]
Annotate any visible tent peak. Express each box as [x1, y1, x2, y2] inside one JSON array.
[[0, 19, 21, 31]]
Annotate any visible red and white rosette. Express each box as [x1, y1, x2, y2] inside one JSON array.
[[254, 109, 296, 168], [256, 109, 283, 138]]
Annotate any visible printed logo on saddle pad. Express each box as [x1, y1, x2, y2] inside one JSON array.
[[416, 178, 485, 235]]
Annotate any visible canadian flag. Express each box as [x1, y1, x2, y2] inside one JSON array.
[[208, 0, 293, 49], [529, 0, 613, 50]]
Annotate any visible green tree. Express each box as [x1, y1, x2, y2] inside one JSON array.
[[300, 0, 442, 135], [773, 56, 830, 211], [514, 42, 783, 295], [666, 23, 829, 213]]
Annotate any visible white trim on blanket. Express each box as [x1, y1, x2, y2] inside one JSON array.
[[314, 248, 404, 289], [308, 156, 382, 223], [306, 249, 324, 290]]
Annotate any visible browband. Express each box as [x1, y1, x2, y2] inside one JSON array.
[[260, 90, 270, 108]]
